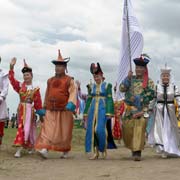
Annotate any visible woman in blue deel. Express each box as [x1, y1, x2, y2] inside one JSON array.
[[83, 62, 114, 160]]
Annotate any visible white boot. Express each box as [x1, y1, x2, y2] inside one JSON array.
[[60, 152, 68, 159], [14, 147, 23, 158], [161, 152, 168, 159], [38, 148, 48, 159], [28, 149, 35, 154]]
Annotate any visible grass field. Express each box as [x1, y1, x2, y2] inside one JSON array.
[[2, 120, 86, 153]]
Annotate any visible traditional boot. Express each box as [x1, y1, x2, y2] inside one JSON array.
[[60, 152, 69, 159], [133, 151, 141, 161], [161, 151, 168, 159], [38, 148, 48, 159], [101, 150, 107, 159], [89, 147, 99, 160], [28, 149, 35, 154], [14, 147, 23, 158]]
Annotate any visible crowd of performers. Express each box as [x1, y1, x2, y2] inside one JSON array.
[[0, 51, 180, 161]]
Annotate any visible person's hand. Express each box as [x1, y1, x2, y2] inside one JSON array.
[[132, 111, 144, 118], [127, 71, 133, 80], [10, 57, 17, 69], [39, 116, 44, 123]]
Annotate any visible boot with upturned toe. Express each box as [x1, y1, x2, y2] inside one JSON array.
[[14, 147, 23, 158], [38, 148, 48, 159]]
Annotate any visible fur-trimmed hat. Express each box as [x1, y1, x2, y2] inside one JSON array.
[[133, 54, 150, 66]]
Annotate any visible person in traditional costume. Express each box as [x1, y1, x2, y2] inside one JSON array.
[[112, 83, 124, 143], [148, 64, 180, 158], [9, 58, 44, 158], [35, 49, 76, 159], [84, 62, 114, 160], [0, 57, 9, 146], [119, 54, 154, 161], [75, 80, 86, 119]]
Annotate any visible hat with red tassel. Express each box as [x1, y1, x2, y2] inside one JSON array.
[[134, 54, 150, 88]]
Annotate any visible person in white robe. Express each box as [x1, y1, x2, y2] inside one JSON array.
[[0, 58, 9, 146], [148, 64, 180, 158]]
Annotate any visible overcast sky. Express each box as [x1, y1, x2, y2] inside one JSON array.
[[0, 0, 180, 115]]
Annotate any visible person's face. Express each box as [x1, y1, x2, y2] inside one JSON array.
[[23, 72, 33, 84], [93, 74, 102, 84], [161, 73, 170, 85], [55, 64, 66, 75], [135, 65, 146, 77]]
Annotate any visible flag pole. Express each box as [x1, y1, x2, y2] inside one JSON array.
[[125, 0, 132, 72], [125, 0, 134, 95]]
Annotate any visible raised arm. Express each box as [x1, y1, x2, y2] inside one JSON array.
[[8, 57, 21, 93]]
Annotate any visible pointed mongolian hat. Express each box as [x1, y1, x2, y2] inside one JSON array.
[[21, 59, 32, 73], [52, 49, 70, 65]]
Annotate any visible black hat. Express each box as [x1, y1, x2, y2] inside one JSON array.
[[133, 54, 150, 66], [90, 62, 103, 75], [21, 59, 32, 73]]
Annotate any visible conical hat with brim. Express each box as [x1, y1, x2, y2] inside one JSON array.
[[52, 49, 70, 65]]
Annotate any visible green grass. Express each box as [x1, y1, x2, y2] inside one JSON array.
[[2, 121, 86, 153]]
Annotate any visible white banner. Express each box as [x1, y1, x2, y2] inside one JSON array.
[[116, 0, 143, 100]]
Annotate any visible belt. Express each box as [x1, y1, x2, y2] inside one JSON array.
[[92, 95, 106, 98], [157, 101, 174, 104], [21, 100, 32, 104]]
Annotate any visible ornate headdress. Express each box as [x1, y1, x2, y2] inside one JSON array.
[[160, 63, 171, 74], [90, 62, 103, 75], [90, 62, 105, 80]]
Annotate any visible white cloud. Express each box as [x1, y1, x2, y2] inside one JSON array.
[[0, 0, 180, 114]]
